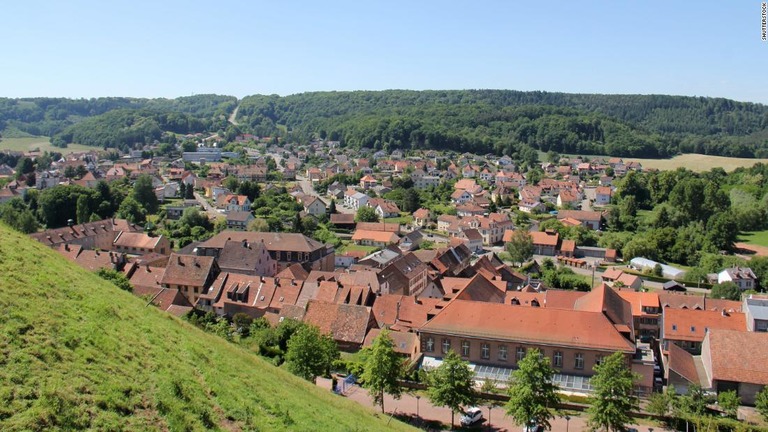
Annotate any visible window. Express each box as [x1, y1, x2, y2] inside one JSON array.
[[575, 353, 584, 370], [553, 351, 563, 367], [595, 355, 603, 366], [442, 338, 451, 354], [691, 326, 696, 332], [426, 337, 434, 352], [672, 324, 677, 331], [498, 345, 508, 361], [461, 341, 470, 357], [516, 347, 526, 362], [481, 343, 490, 359]]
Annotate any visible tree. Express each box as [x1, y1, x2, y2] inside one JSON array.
[[355, 205, 379, 223], [426, 350, 477, 428], [76, 194, 92, 225], [132, 174, 159, 214], [360, 329, 404, 413], [706, 211, 738, 251], [179, 182, 186, 198], [586, 351, 638, 432], [647, 386, 676, 417], [232, 313, 253, 337], [237, 180, 261, 202], [400, 188, 421, 213], [95, 268, 132, 292], [328, 199, 337, 214], [285, 324, 339, 383], [505, 230, 534, 266], [710, 281, 742, 301], [185, 183, 195, 199], [117, 196, 146, 224], [717, 390, 739, 418], [247, 218, 269, 232], [505, 348, 560, 430], [755, 386, 768, 422]]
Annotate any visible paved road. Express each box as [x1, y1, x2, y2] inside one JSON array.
[[296, 175, 356, 215], [193, 192, 223, 220], [316, 377, 668, 432], [228, 103, 240, 126]]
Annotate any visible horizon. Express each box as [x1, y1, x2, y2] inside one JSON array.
[[2, 1, 767, 103]]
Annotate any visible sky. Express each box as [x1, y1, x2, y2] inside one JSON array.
[[2, 1, 767, 103]]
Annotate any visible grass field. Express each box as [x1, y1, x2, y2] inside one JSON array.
[[384, 214, 414, 225], [0, 223, 415, 432], [739, 229, 768, 247], [0, 136, 95, 154], [623, 154, 768, 172]]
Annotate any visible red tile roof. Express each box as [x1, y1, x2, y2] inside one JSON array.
[[303, 300, 373, 345], [663, 308, 746, 342], [421, 299, 635, 353], [706, 329, 768, 385]]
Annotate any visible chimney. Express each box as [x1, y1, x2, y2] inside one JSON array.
[[396, 301, 401, 322], [64, 244, 69, 251], [177, 256, 182, 265], [146, 264, 151, 272], [414, 295, 421, 305], [721, 309, 729, 317]]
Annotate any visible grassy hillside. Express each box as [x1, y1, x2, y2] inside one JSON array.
[[0, 224, 415, 432]]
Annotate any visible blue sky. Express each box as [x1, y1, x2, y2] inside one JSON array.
[[2, 1, 767, 103]]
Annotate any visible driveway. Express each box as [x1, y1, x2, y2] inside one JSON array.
[[316, 377, 668, 431], [193, 192, 223, 220]]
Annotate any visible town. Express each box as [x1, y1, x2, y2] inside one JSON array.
[[3, 130, 768, 431]]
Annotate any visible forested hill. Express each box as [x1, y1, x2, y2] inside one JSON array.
[[0, 95, 237, 150], [2, 91, 768, 158], [237, 90, 768, 158]]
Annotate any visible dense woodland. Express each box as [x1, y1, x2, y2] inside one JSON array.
[[2, 91, 768, 158]]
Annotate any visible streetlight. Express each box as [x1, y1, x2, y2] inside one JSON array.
[[564, 415, 571, 432], [415, 395, 420, 418], [487, 405, 492, 431]]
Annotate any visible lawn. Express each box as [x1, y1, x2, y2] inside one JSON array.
[[0, 136, 95, 154], [739, 229, 768, 248], [338, 243, 380, 255], [384, 214, 414, 225]]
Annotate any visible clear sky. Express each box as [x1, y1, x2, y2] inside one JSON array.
[[2, 1, 767, 103]]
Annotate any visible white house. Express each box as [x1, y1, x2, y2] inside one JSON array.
[[595, 186, 612, 206], [301, 196, 327, 216], [718, 267, 757, 291]]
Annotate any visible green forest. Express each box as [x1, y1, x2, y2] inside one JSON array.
[[2, 90, 768, 158]]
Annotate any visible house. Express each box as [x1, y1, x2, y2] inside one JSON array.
[[112, 232, 171, 256], [359, 175, 378, 190], [615, 289, 662, 339], [556, 210, 603, 230], [530, 230, 559, 256], [600, 268, 642, 290], [363, 329, 420, 362], [343, 190, 369, 210], [418, 298, 637, 393], [557, 190, 580, 208], [399, 230, 424, 252], [57, 243, 127, 272], [744, 295, 768, 332], [301, 195, 327, 216], [226, 211, 254, 231], [450, 190, 473, 205], [458, 229, 483, 253], [717, 267, 757, 291], [216, 240, 277, 277], [31, 218, 142, 250], [455, 203, 485, 217], [518, 200, 545, 213], [352, 230, 400, 248], [379, 252, 429, 296], [196, 231, 335, 272], [166, 200, 201, 220], [413, 208, 430, 227], [302, 300, 376, 351], [218, 194, 251, 213], [594, 186, 612, 206], [161, 254, 220, 305], [367, 198, 400, 218], [660, 308, 746, 354], [430, 244, 472, 277], [667, 329, 768, 404]]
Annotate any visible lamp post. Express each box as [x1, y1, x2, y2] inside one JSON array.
[[415, 395, 420, 418], [487, 405, 492, 431], [564, 415, 571, 432]]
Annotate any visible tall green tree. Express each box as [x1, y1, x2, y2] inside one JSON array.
[[132, 174, 159, 214], [400, 188, 421, 214], [360, 330, 404, 413], [76, 194, 92, 225], [717, 390, 739, 418], [586, 351, 638, 432], [355, 205, 379, 223], [505, 230, 534, 266], [710, 281, 742, 301], [284, 324, 339, 383], [426, 350, 477, 428], [116, 196, 146, 224], [505, 348, 560, 430], [755, 386, 768, 422]]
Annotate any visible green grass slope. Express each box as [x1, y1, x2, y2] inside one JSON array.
[[0, 224, 415, 432]]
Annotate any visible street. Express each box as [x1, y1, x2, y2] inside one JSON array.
[[193, 192, 223, 220], [316, 377, 668, 431]]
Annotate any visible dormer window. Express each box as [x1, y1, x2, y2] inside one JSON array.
[[691, 326, 695, 332], [672, 324, 677, 331]]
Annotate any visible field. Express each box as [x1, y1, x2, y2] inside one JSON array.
[[0, 223, 415, 432], [739, 230, 768, 248], [623, 154, 768, 172], [0, 136, 95, 154]]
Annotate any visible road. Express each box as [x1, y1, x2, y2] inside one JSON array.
[[228, 103, 240, 126], [193, 192, 223, 220], [296, 175, 356, 215], [316, 377, 668, 432]]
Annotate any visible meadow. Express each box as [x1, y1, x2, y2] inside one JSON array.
[[0, 136, 95, 154]]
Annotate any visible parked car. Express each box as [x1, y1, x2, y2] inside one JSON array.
[[460, 407, 483, 426], [523, 424, 544, 432]]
